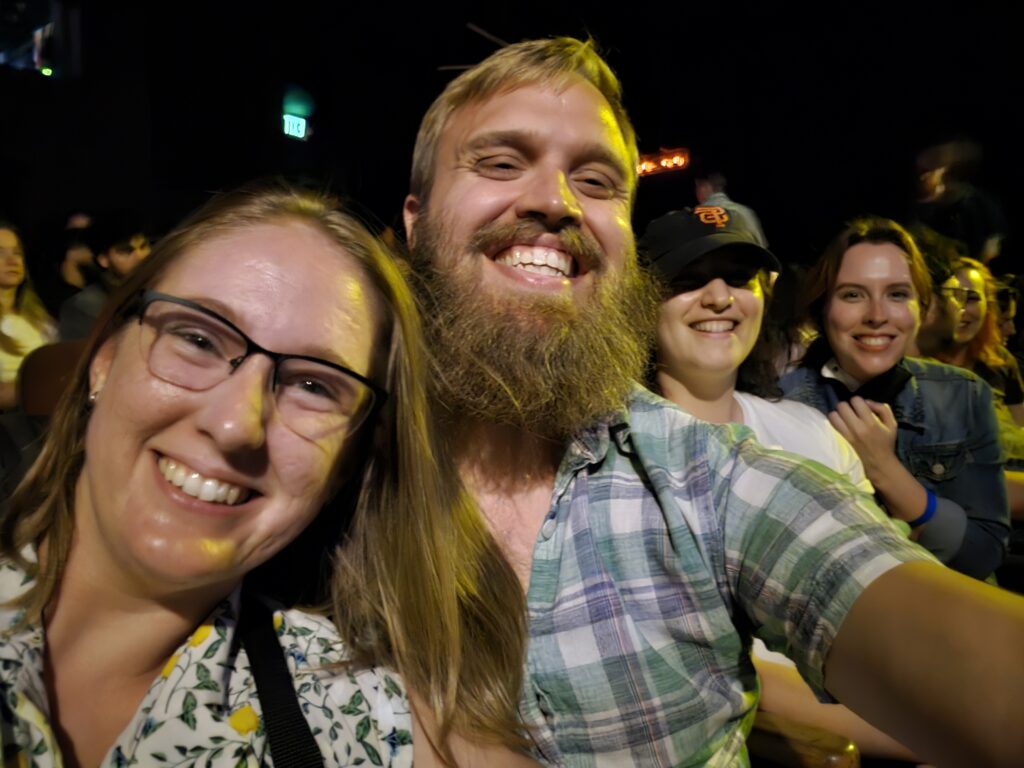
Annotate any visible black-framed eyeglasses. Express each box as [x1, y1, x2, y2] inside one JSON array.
[[136, 290, 388, 441]]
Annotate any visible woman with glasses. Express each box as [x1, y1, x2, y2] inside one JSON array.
[[935, 257, 1024, 524], [781, 217, 1010, 580], [0, 222, 57, 410], [938, 258, 1024, 430], [0, 184, 532, 766]]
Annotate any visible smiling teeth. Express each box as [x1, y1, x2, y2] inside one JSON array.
[[158, 457, 249, 505], [692, 320, 736, 333], [495, 247, 573, 277], [857, 336, 891, 347]]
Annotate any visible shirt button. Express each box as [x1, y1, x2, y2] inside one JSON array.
[[931, 463, 946, 475], [540, 518, 557, 540]]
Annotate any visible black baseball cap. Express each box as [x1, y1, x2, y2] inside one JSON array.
[[638, 206, 780, 283]]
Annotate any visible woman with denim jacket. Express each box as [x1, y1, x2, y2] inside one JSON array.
[[780, 217, 1010, 580]]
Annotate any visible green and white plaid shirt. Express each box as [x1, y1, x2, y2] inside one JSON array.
[[521, 387, 934, 767]]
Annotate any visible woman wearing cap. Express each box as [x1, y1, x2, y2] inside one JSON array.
[[0, 184, 533, 767], [642, 208, 871, 493], [780, 217, 1009, 580], [640, 208, 919, 761]]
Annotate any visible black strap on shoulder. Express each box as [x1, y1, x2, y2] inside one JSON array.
[[239, 589, 324, 767]]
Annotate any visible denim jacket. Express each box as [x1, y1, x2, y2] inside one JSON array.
[[780, 357, 1009, 579]]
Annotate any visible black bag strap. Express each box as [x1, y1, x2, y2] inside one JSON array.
[[239, 589, 325, 767]]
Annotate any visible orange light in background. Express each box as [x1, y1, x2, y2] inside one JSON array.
[[638, 148, 690, 177]]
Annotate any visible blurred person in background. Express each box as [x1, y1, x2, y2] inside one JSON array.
[[693, 164, 768, 248], [937, 257, 1024, 429], [994, 277, 1018, 342], [914, 140, 1006, 265], [0, 222, 57, 410], [59, 213, 151, 340], [905, 223, 968, 359], [33, 211, 99, 317], [935, 257, 1024, 524]]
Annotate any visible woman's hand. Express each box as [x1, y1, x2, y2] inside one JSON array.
[[827, 397, 899, 478], [828, 396, 928, 524]]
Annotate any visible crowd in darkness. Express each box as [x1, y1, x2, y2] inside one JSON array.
[[2, 34, 1024, 768]]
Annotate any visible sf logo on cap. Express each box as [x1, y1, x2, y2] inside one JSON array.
[[695, 206, 730, 228]]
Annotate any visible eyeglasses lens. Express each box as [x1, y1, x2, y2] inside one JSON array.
[[140, 299, 374, 439]]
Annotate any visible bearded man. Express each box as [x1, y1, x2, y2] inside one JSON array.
[[402, 37, 1024, 767]]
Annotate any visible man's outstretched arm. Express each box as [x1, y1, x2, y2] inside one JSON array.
[[825, 561, 1024, 767]]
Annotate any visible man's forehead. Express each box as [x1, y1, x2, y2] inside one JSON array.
[[443, 79, 631, 164]]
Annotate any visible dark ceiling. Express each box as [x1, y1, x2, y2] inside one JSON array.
[[3, 1, 1021, 269]]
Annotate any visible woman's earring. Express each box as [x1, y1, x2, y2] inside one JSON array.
[[88, 390, 100, 404]]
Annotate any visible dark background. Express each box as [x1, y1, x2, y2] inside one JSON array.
[[2, 1, 1021, 271]]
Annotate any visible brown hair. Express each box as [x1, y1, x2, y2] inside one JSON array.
[[409, 36, 638, 203], [0, 182, 526, 749], [799, 216, 931, 368]]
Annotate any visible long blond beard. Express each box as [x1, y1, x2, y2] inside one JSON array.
[[410, 215, 660, 440]]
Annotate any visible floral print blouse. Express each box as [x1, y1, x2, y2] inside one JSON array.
[[0, 563, 414, 767]]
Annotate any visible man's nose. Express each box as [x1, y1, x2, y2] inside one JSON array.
[[194, 356, 272, 453], [515, 168, 583, 229]]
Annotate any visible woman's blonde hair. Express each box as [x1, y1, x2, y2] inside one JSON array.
[[0, 182, 526, 749], [0, 223, 55, 355], [939, 256, 1013, 371]]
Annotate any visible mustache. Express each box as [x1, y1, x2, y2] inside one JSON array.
[[467, 221, 606, 271]]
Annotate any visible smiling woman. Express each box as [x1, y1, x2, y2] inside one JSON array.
[[937, 257, 1024, 434], [781, 217, 1011, 580], [0, 183, 530, 766], [640, 207, 872, 493]]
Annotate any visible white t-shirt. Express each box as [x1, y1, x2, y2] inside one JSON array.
[[734, 392, 878, 666], [734, 390, 873, 495]]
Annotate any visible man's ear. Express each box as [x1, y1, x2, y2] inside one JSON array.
[[96, 250, 111, 270], [89, 335, 119, 397], [403, 195, 421, 247]]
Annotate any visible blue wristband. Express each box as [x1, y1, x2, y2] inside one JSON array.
[[909, 490, 937, 528]]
